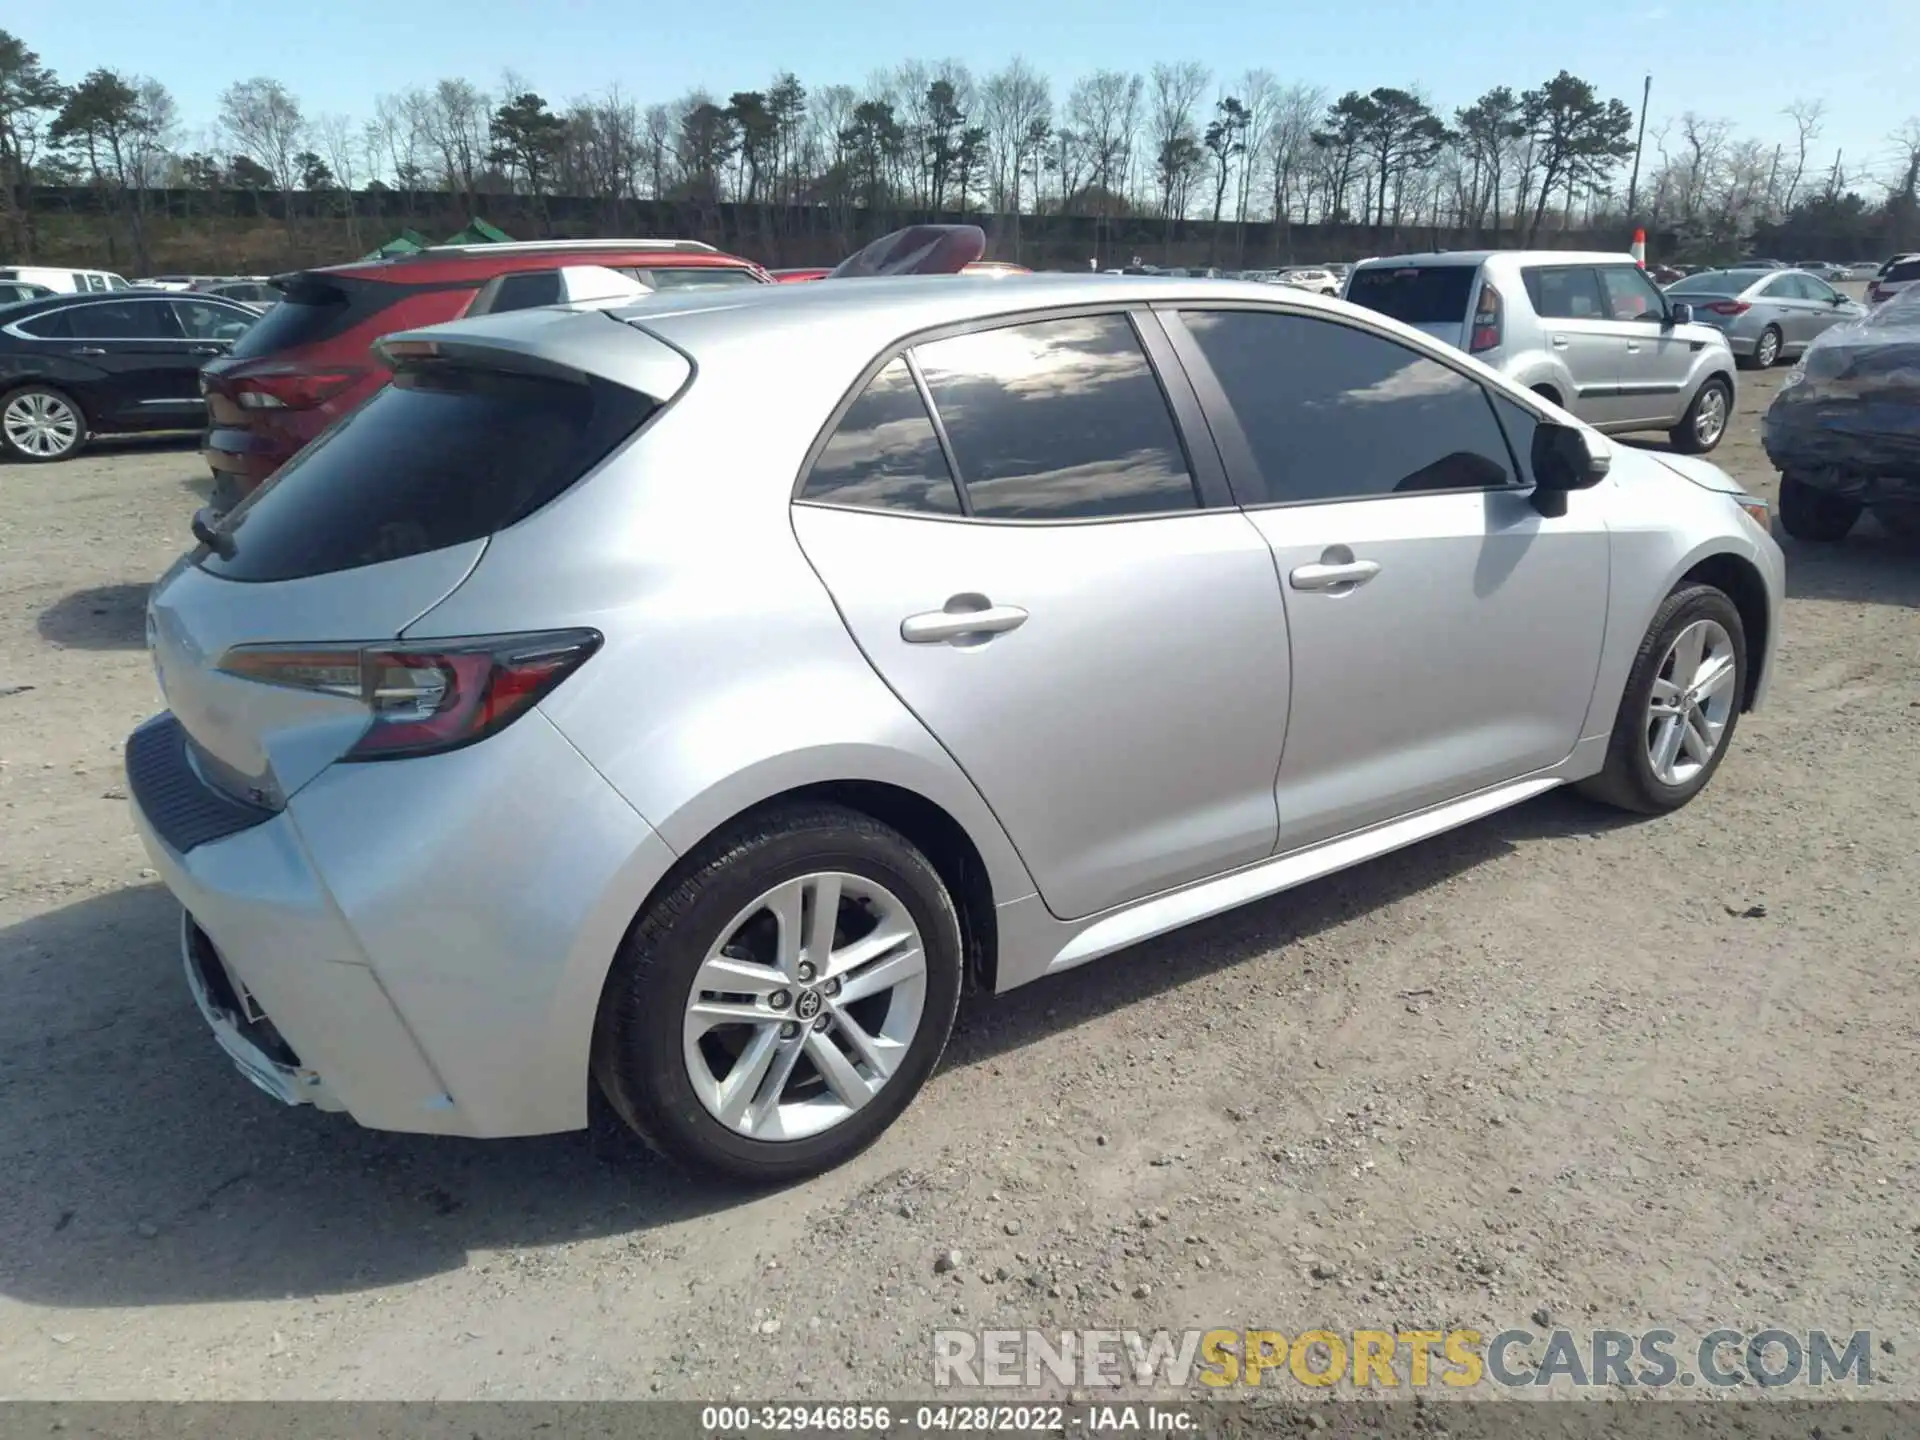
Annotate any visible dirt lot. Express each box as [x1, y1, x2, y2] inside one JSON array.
[[1, 362, 1917, 1403]]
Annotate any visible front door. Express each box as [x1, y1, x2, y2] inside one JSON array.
[[792, 314, 1292, 920], [1597, 264, 1695, 426], [1518, 265, 1633, 425], [1164, 305, 1610, 851]]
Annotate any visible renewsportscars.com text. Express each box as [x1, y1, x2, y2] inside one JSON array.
[[932, 1327, 1876, 1390]]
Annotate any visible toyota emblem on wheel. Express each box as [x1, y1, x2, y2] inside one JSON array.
[[794, 989, 822, 1021]]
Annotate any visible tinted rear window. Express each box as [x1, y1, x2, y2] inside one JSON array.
[[229, 277, 395, 358], [1344, 266, 1477, 324], [199, 364, 657, 583]]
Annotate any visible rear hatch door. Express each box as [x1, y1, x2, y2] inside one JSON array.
[[151, 309, 685, 808], [1343, 263, 1479, 348]]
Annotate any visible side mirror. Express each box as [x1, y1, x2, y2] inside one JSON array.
[[1529, 420, 1610, 517], [1830, 294, 1848, 306], [1668, 301, 1693, 325]]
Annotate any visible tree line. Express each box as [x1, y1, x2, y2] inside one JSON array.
[[3, 25, 1917, 274]]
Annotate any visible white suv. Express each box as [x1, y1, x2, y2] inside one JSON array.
[[1345, 251, 1740, 453]]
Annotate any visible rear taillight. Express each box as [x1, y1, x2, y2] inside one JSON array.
[[233, 367, 370, 411], [1704, 301, 1751, 316], [1469, 282, 1503, 353], [216, 630, 602, 760]]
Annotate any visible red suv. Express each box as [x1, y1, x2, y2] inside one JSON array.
[[201, 239, 769, 505]]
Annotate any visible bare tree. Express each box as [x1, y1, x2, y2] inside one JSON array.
[[1148, 61, 1208, 222], [1781, 98, 1825, 212], [1233, 69, 1277, 236], [314, 112, 362, 247], [1068, 69, 1142, 260], [218, 77, 306, 228], [421, 77, 488, 200], [1266, 82, 1323, 232]]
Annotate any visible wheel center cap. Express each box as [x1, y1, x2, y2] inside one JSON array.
[[794, 989, 823, 1021]]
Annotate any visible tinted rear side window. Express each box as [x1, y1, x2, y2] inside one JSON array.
[[1887, 260, 1920, 283], [913, 313, 1197, 520], [802, 358, 961, 515], [199, 365, 657, 582], [230, 277, 399, 358], [1345, 266, 1477, 324]]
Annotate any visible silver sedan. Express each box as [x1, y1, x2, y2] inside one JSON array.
[[1664, 267, 1865, 368]]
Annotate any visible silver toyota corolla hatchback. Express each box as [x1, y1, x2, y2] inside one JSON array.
[[129, 275, 1785, 1182]]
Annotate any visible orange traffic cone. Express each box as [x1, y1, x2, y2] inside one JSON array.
[[1631, 228, 1647, 267]]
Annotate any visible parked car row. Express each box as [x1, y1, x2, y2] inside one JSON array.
[[1661, 267, 1866, 368], [125, 226, 1784, 1181]]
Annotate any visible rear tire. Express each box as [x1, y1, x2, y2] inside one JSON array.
[[1740, 325, 1783, 370], [592, 803, 964, 1185], [1778, 473, 1861, 541], [0, 385, 88, 463], [1578, 584, 1747, 816], [1668, 376, 1731, 454]]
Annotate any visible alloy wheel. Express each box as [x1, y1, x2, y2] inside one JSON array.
[[1692, 386, 1728, 447], [1644, 618, 1738, 787], [3, 392, 81, 459], [1756, 329, 1780, 367], [683, 871, 928, 1141]]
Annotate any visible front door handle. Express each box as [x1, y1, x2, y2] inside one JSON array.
[[72, 346, 107, 356], [1550, 335, 1569, 349], [901, 596, 1029, 645], [1624, 341, 1642, 353], [1289, 559, 1381, 592], [189, 343, 222, 354]]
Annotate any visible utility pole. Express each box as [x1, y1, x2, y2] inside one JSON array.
[[1626, 75, 1652, 220], [1826, 148, 1844, 202], [1764, 144, 1782, 215]]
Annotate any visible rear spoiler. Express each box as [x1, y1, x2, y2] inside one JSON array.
[[372, 308, 692, 404]]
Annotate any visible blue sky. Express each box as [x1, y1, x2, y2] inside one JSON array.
[[20, 0, 1919, 185]]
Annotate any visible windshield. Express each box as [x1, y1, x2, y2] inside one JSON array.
[[1344, 265, 1477, 324]]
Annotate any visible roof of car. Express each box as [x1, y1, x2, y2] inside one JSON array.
[[1355, 250, 1639, 270], [0, 289, 253, 320]]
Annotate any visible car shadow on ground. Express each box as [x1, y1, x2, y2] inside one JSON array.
[[1778, 525, 1920, 609], [0, 789, 1637, 1309], [36, 583, 152, 650]]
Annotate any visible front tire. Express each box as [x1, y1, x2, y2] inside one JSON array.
[[1668, 376, 1731, 454], [593, 804, 964, 1184], [1778, 473, 1861, 541], [1, 385, 88, 462], [1578, 585, 1747, 816]]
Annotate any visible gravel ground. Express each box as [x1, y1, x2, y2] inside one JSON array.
[[1, 359, 1917, 1404]]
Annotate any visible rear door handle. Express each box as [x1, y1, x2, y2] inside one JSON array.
[[901, 598, 1029, 645], [189, 343, 222, 354], [1624, 341, 1642, 353], [1289, 560, 1381, 592], [1550, 335, 1569, 349], [72, 346, 107, 356]]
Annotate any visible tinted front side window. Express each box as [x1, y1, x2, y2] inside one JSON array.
[[66, 300, 180, 339], [913, 314, 1196, 520], [1344, 266, 1477, 324], [1179, 309, 1515, 505], [802, 358, 960, 515], [1523, 266, 1606, 320], [1597, 266, 1667, 321], [487, 270, 564, 312], [200, 365, 656, 582]]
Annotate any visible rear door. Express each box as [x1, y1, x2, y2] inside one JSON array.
[[1519, 265, 1628, 423], [1162, 304, 1609, 851], [791, 310, 1292, 921], [40, 297, 190, 425]]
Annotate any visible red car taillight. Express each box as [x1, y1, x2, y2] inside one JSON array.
[[217, 630, 602, 760], [1705, 301, 1751, 316], [1469, 282, 1503, 353], [233, 367, 371, 411]]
